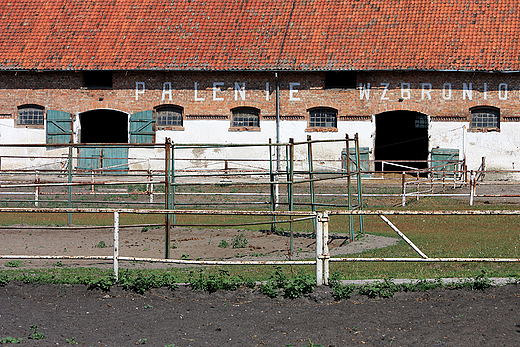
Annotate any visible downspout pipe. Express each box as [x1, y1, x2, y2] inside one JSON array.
[[275, 72, 280, 161], [275, 72, 280, 207]]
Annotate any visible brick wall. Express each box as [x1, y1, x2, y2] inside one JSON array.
[[2, 70, 520, 122]]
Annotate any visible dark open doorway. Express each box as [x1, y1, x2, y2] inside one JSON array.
[[375, 111, 429, 172], [80, 109, 128, 143], [78, 109, 129, 173]]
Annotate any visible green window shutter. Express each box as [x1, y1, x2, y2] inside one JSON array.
[[46, 110, 72, 144], [130, 110, 155, 144]]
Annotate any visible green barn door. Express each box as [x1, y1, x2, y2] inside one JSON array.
[[431, 148, 459, 177], [102, 146, 129, 172], [77, 109, 135, 174], [130, 110, 155, 143], [46, 110, 72, 144], [77, 147, 129, 173], [77, 147, 102, 171]]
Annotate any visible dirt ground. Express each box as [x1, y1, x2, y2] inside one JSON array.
[[1, 282, 519, 346], [0, 225, 398, 268]]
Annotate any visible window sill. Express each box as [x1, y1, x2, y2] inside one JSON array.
[[305, 127, 338, 133], [468, 127, 500, 133], [16, 124, 44, 129], [229, 127, 261, 132], [157, 126, 185, 131]]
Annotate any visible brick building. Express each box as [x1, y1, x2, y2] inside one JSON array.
[[1, 0, 519, 175]]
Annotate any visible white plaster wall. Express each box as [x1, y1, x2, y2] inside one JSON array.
[[466, 123, 520, 179], [429, 121, 520, 179], [3, 117, 518, 180], [129, 120, 371, 173], [0, 120, 68, 171]]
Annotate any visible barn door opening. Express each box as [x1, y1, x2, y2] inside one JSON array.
[[375, 111, 429, 172], [77, 109, 129, 173]]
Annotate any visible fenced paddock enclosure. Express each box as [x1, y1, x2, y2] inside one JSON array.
[[1, 136, 520, 284]]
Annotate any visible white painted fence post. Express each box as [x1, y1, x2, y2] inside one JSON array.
[[316, 212, 323, 285], [149, 171, 154, 204], [401, 172, 407, 206], [34, 171, 39, 207], [316, 212, 330, 286], [113, 212, 119, 282], [469, 170, 475, 206], [322, 211, 330, 286]]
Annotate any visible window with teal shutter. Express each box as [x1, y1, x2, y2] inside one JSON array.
[[130, 111, 155, 143], [46, 110, 72, 144]]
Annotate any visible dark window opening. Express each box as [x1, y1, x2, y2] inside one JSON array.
[[80, 110, 127, 143], [155, 105, 183, 127], [18, 105, 44, 125], [375, 111, 429, 172], [325, 71, 357, 89], [83, 71, 113, 89], [309, 107, 337, 128], [470, 107, 500, 130], [415, 115, 428, 129], [231, 107, 260, 127]]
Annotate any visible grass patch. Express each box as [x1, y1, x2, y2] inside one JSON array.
[[4, 260, 23, 268]]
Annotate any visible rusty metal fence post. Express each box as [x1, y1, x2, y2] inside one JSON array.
[[307, 135, 316, 234], [289, 138, 295, 257], [269, 139, 276, 233], [346, 134, 353, 241], [164, 138, 171, 259], [354, 133, 364, 236]]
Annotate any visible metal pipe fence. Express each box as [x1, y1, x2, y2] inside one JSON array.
[[1, 207, 520, 286]]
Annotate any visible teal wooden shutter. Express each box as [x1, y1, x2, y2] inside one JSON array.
[[130, 110, 155, 143], [46, 110, 72, 144], [102, 147, 129, 173], [77, 147, 102, 171], [77, 146, 128, 174]]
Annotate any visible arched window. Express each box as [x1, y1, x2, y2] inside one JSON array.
[[470, 106, 500, 131], [154, 105, 183, 127], [231, 107, 260, 128], [18, 104, 44, 125], [309, 107, 337, 128]]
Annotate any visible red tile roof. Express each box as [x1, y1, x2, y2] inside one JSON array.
[[0, 0, 518, 72]]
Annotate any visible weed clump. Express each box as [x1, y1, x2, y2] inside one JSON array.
[[118, 270, 178, 294], [4, 260, 23, 268], [0, 336, 23, 344], [218, 239, 229, 248], [94, 241, 108, 248], [358, 279, 401, 298], [328, 272, 355, 300], [28, 325, 45, 340], [451, 270, 493, 291], [0, 273, 10, 286], [189, 269, 252, 293], [231, 231, 248, 249], [87, 274, 115, 292], [260, 267, 316, 299]]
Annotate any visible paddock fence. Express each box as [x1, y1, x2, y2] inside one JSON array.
[[1, 207, 520, 286], [0, 140, 519, 211]]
